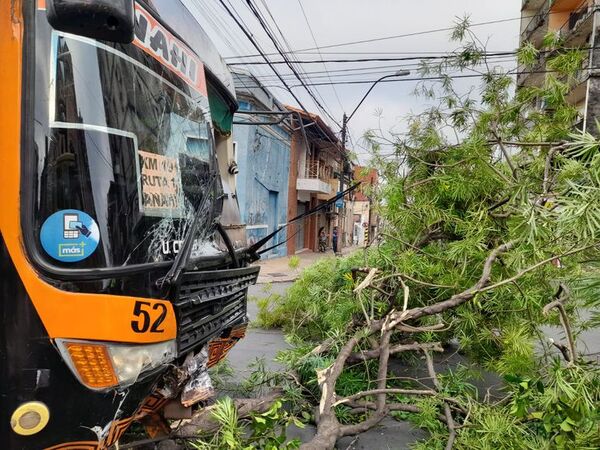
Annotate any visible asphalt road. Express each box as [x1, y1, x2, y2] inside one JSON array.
[[226, 283, 291, 376]]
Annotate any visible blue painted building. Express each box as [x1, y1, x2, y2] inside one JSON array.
[[231, 70, 291, 258]]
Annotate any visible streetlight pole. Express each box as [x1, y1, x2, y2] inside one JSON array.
[[336, 70, 410, 255]]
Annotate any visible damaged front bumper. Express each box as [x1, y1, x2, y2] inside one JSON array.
[[134, 266, 259, 426], [33, 265, 258, 449], [133, 320, 249, 436]]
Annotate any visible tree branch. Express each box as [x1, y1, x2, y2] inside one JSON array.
[[543, 284, 577, 364], [347, 342, 443, 364], [425, 351, 456, 450], [346, 400, 448, 423], [477, 243, 597, 294], [399, 276, 410, 311], [375, 330, 392, 414], [353, 268, 379, 294], [334, 388, 436, 407], [495, 139, 517, 180], [494, 141, 564, 147], [377, 272, 455, 289], [383, 241, 515, 329]]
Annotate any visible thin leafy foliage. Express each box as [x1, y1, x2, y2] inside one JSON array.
[[190, 397, 303, 450], [258, 23, 600, 450]]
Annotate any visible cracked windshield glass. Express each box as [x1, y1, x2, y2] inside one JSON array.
[[34, 32, 221, 268]]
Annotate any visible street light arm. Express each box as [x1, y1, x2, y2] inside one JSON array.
[[336, 69, 408, 255], [347, 73, 397, 122]]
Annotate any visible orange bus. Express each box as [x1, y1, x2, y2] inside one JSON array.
[[1, 1, 257, 448]]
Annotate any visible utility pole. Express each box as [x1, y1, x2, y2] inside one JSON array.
[[336, 113, 348, 256], [335, 70, 410, 256]]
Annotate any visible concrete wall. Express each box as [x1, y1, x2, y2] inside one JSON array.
[[287, 131, 301, 255], [352, 201, 370, 246], [232, 103, 290, 258]]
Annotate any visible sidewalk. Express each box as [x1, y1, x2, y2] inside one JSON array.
[[253, 246, 360, 284]]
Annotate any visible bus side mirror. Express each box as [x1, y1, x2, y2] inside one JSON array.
[[46, 0, 135, 44]]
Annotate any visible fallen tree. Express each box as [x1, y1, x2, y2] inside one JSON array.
[[296, 243, 598, 449], [259, 22, 600, 450]]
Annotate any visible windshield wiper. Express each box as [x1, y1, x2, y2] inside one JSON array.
[[158, 172, 219, 293]]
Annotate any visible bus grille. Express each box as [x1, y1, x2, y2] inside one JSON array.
[[173, 266, 259, 354]]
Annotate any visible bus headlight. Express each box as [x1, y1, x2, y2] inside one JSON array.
[[56, 339, 176, 390]]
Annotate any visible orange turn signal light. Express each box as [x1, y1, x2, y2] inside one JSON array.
[[65, 342, 118, 389]]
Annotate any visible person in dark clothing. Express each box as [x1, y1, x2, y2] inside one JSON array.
[[318, 227, 327, 252], [332, 226, 338, 254]]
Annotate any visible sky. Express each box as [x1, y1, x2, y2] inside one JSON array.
[[183, 0, 523, 159]]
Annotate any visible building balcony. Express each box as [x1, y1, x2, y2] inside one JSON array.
[[296, 177, 334, 195], [522, 0, 547, 12], [317, 178, 340, 200], [520, 5, 549, 45], [517, 54, 546, 87], [556, 3, 595, 46], [297, 160, 337, 195], [557, 55, 589, 82], [573, 57, 590, 85], [565, 58, 590, 104]]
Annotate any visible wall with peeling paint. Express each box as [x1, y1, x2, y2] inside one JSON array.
[[232, 71, 291, 258]]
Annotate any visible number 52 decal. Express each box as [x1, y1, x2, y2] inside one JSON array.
[[131, 300, 167, 333]]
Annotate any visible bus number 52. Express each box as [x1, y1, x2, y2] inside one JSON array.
[[131, 300, 167, 333]]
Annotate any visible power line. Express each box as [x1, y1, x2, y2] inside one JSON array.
[[187, 0, 286, 114], [229, 43, 598, 66], [189, 0, 280, 85], [216, 0, 312, 113], [249, 57, 518, 81], [259, 65, 597, 88], [216, 0, 342, 150], [234, 61, 516, 87], [224, 9, 576, 60], [229, 50, 519, 65], [247, 49, 511, 56], [296, 0, 344, 112], [244, 0, 341, 127], [255, 0, 341, 126]]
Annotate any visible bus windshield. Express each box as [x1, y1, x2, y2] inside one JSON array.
[[31, 12, 224, 271]]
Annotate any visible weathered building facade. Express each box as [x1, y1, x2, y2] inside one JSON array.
[[351, 166, 378, 247], [231, 70, 291, 258], [285, 106, 344, 254], [519, 0, 599, 131]]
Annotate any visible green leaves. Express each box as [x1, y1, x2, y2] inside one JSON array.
[[450, 15, 471, 42], [252, 27, 600, 450], [564, 126, 600, 163], [517, 42, 539, 68], [191, 397, 302, 450]]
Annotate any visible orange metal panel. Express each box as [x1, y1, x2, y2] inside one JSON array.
[[0, 0, 176, 344]]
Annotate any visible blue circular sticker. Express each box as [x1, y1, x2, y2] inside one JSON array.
[[40, 209, 100, 262]]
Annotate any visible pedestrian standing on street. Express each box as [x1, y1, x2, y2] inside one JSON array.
[[332, 226, 338, 254], [318, 227, 327, 252]]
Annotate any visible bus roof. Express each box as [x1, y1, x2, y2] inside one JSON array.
[[142, 0, 238, 134]]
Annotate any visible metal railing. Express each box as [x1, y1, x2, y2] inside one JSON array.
[[557, 1, 594, 40], [520, 3, 550, 42], [574, 56, 591, 85], [304, 159, 335, 181]]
